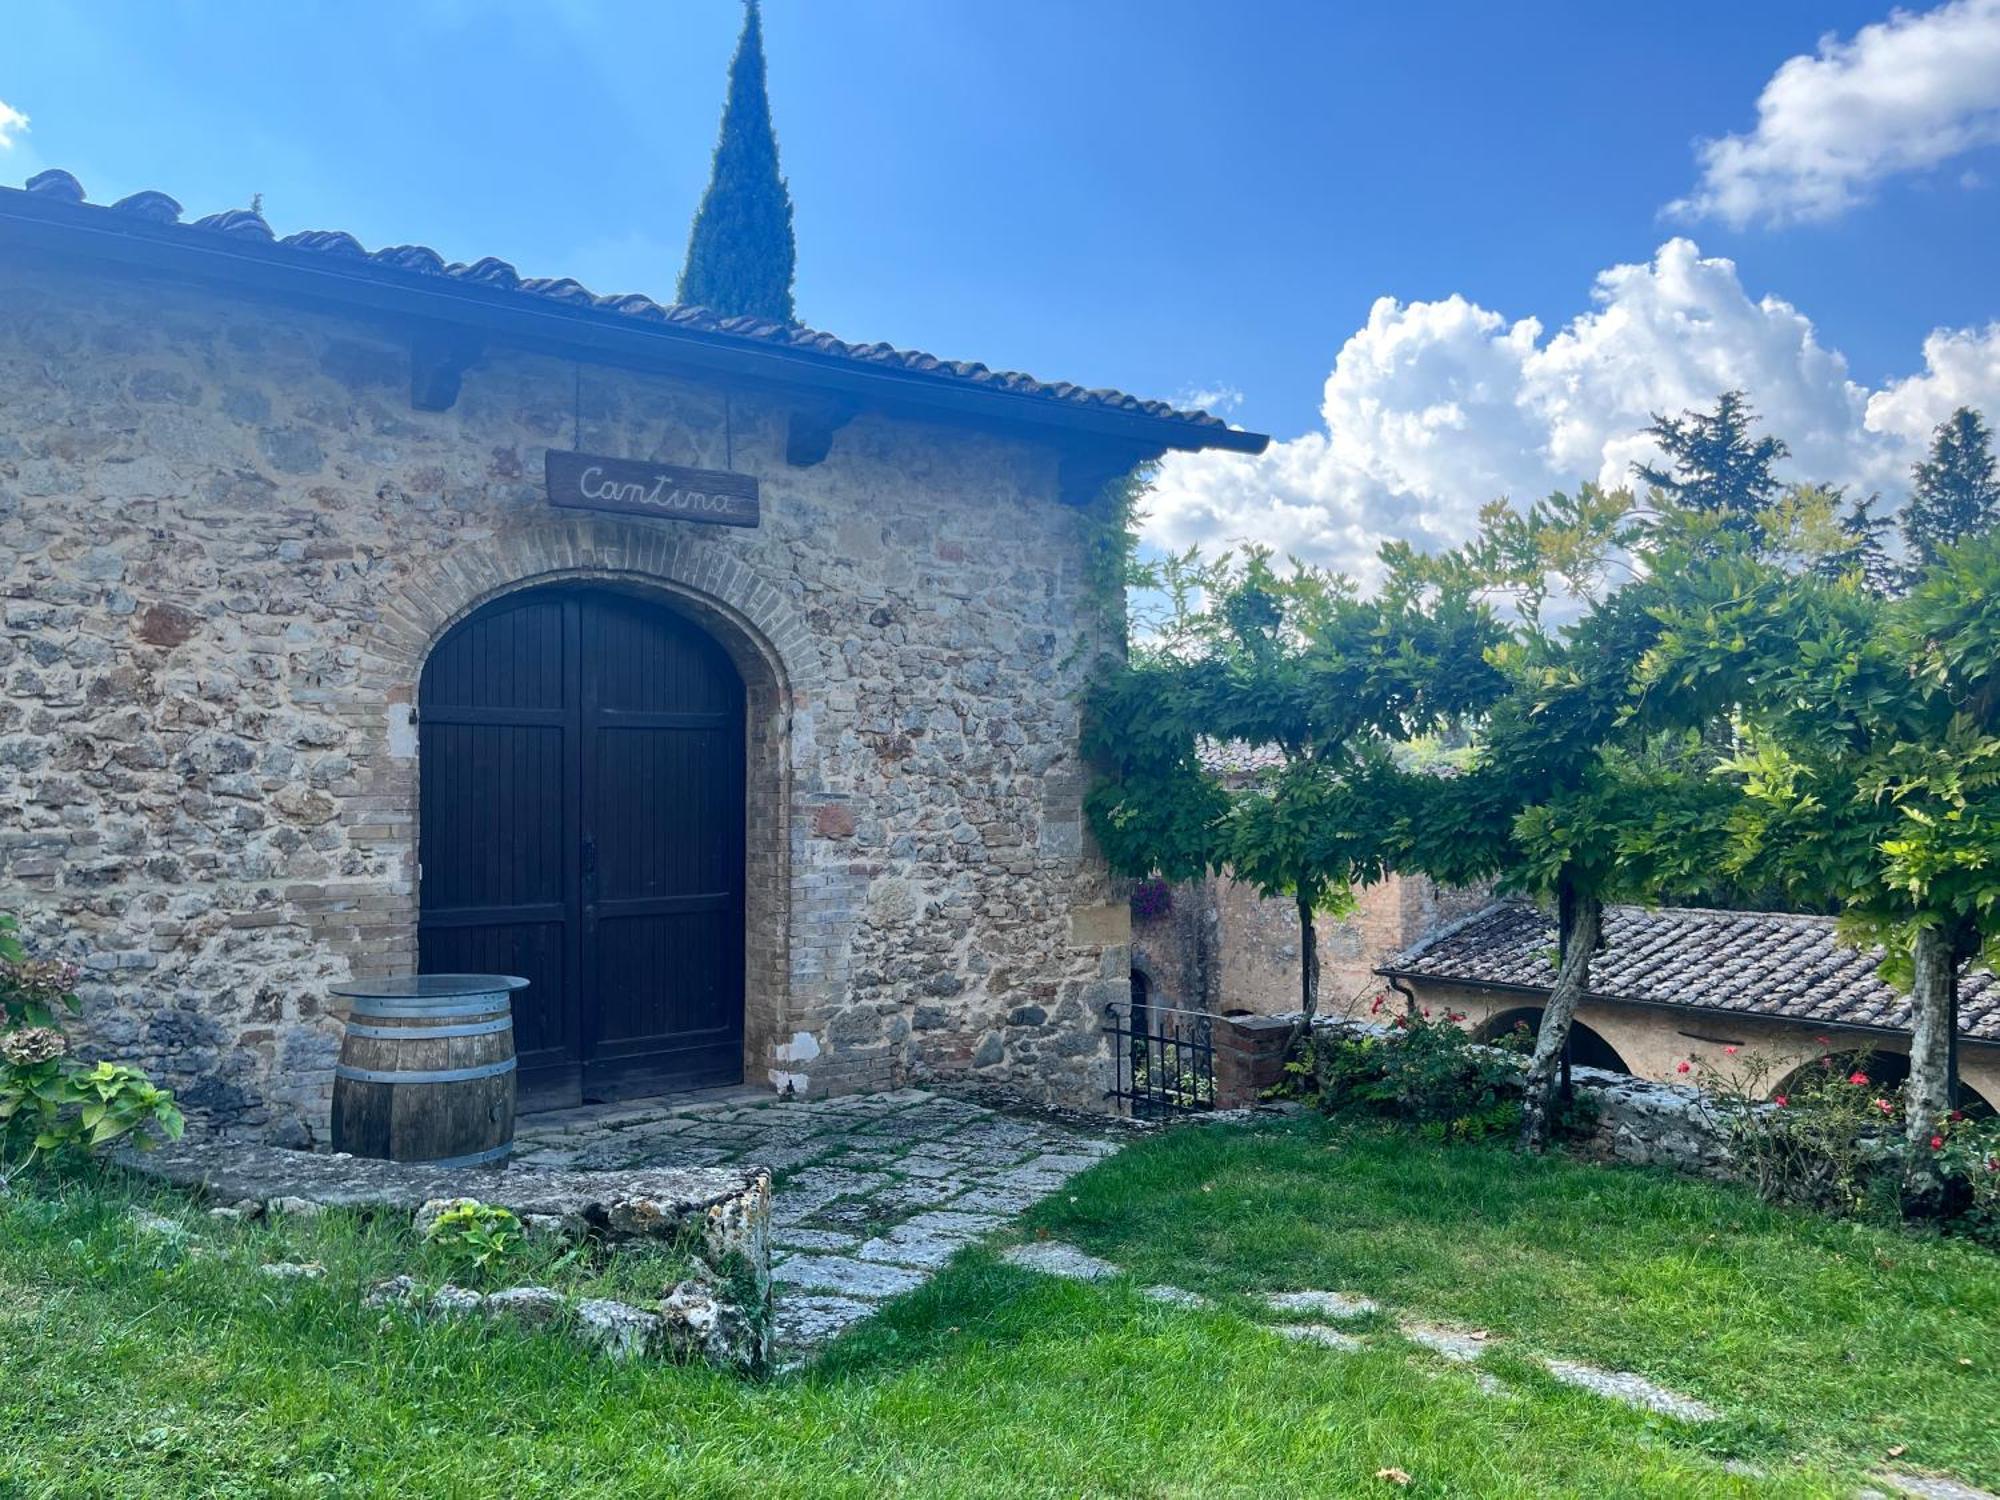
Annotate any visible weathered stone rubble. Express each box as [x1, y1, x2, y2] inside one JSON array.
[[365, 1270, 766, 1372], [131, 1137, 759, 1229], [124, 1141, 775, 1371]]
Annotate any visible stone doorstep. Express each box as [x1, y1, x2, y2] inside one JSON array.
[[1397, 1320, 1491, 1363], [1262, 1290, 1380, 1320], [999, 1240, 1118, 1281], [772, 1254, 926, 1299], [1139, 1285, 1210, 1308], [772, 1294, 876, 1351], [1542, 1360, 1720, 1423]]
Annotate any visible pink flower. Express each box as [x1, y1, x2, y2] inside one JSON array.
[[1931, 1135, 1946, 1151], [1848, 1071, 1869, 1086], [1874, 1098, 1894, 1115], [1724, 1046, 1738, 1055], [1950, 1110, 1967, 1123], [1676, 1060, 1692, 1074], [1774, 1095, 1789, 1107]]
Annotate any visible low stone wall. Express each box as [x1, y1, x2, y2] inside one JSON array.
[[1566, 1064, 1739, 1179], [1214, 1014, 1743, 1183], [125, 1142, 774, 1371]]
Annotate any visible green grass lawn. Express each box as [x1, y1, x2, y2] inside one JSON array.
[[1, 1114, 1993, 1498]]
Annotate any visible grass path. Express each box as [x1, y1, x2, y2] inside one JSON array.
[[0, 1114, 1993, 1496]]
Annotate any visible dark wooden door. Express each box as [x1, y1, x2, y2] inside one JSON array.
[[417, 587, 746, 1111]]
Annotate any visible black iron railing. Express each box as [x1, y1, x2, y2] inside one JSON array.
[[1104, 1002, 1216, 1118]]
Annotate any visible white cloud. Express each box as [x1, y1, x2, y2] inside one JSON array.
[[0, 99, 27, 151], [1669, 0, 2000, 228], [1148, 239, 1987, 580], [1177, 383, 1245, 417], [1865, 323, 2000, 445]]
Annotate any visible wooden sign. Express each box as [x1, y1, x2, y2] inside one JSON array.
[[545, 449, 759, 529]]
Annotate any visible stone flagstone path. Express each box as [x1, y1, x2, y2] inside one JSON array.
[[514, 1088, 1127, 1356]]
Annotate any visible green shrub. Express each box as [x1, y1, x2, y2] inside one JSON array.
[[1691, 1046, 1899, 1215], [1284, 1007, 1530, 1143], [423, 1201, 524, 1278], [0, 914, 182, 1176], [1931, 1112, 2000, 1246]]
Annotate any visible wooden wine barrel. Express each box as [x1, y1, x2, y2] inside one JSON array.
[[329, 975, 526, 1167]]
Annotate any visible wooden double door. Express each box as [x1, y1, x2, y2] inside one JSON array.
[[417, 586, 746, 1111]]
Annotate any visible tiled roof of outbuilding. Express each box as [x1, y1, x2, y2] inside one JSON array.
[[2, 168, 1266, 453], [1380, 901, 2000, 1043]]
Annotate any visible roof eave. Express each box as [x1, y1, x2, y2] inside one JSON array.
[[1373, 964, 1994, 1046], [0, 190, 1271, 459]]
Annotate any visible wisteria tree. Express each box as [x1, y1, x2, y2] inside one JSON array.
[[1085, 546, 1504, 1034], [1638, 529, 2000, 1213]]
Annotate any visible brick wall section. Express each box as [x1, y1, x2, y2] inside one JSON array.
[[1212, 1013, 1297, 1108], [0, 262, 1126, 1141]]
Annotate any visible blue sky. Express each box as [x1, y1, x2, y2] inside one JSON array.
[[8, 1, 2000, 574]]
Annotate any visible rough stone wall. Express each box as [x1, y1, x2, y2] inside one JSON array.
[[0, 261, 1126, 1140], [1132, 873, 1483, 1020], [1404, 977, 2000, 1110]]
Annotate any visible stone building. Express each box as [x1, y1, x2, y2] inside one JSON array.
[[1380, 901, 2000, 1109], [0, 168, 1266, 1142], [1128, 871, 1490, 1021]]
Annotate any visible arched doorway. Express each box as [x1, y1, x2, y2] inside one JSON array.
[[1130, 968, 1152, 1039], [1476, 1006, 1634, 1075], [418, 584, 746, 1111]]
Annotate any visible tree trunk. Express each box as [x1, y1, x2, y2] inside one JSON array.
[[1297, 892, 1321, 1023], [1520, 880, 1601, 1152], [1901, 921, 1968, 1219]]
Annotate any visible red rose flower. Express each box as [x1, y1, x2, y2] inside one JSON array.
[[1848, 1072, 1869, 1086], [1931, 1135, 1945, 1151], [1676, 1060, 1691, 1074], [1773, 1095, 1789, 1107]]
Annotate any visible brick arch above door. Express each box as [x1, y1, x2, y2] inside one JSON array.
[[334, 516, 812, 1099], [356, 515, 823, 704]]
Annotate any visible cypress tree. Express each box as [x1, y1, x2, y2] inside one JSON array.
[[678, 0, 797, 323], [1901, 407, 1999, 570]]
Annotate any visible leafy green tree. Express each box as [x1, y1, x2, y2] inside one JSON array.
[[1086, 548, 1504, 1035], [1636, 531, 2000, 1214], [1635, 391, 1788, 543], [678, 0, 797, 322], [1391, 491, 1760, 1148], [1901, 407, 1999, 572]]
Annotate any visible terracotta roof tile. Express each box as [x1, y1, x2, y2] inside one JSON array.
[[1382, 901, 1999, 1043], [9, 167, 1256, 446]]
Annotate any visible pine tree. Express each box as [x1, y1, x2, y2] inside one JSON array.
[[1634, 391, 1788, 541], [1901, 407, 1999, 570], [678, 0, 797, 323], [1816, 491, 1899, 595]]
